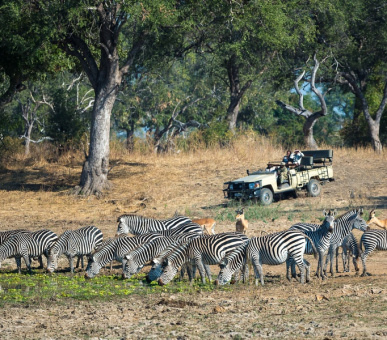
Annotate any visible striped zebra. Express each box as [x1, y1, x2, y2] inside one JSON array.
[[47, 226, 104, 273], [359, 229, 387, 276], [116, 214, 192, 236], [289, 210, 335, 279], [158, 232, 249, 285], [215, 230, 317, 286], [288, 209, 367, 277], [122, 232, 201, 279], [0, 229, 58, 274], [85, 233, 163, 278], [323, 209, 368, 276], [0, 229, 31, 271], [337, 232, 360, 273]]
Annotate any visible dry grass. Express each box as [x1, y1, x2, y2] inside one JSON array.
[[0, 136, 387, 339]]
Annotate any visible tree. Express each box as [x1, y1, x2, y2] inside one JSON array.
[[276, 54, 329, 149], [177, 0, 317, 132], [44, 1, 180, 195], [316, 0, 387, 152]]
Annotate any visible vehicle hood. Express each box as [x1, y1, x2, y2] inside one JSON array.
[[229, 172, 276, 183]]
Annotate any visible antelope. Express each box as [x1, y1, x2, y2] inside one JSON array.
[[192, 218, 216, 235], [235, 209, 248, 234], [367, 210, 387, 230]]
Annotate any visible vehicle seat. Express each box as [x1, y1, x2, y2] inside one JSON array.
[[298, 156, 313, 170]]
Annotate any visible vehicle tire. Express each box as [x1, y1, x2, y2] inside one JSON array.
[[307, 179, 321, 197], [260, 188, 273, 205]]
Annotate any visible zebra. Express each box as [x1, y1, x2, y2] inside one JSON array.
[[359, 229, 387, 276], [215, 230, 317, 286], [323, 208, 368, 276], [336, 232, 360, 273], [158, 232, 249, 285], [289, 210, 335, 279], [122, 232, 201, 279], [0, 229, 58, 274], [116, 214, 192, 236], [0, 229, 32, 270], [85, 233, 163, 278], [289, 209, 367, 277], [47, 226, 103, 273]]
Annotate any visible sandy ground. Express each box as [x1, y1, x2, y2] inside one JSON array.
[[0, 147, 386, 339]]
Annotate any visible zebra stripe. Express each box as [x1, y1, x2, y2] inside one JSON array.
[[0, 229, 58, 274], [290, 211, 335, 279], [47, 226, 103, 273], [158, 232, 248, 285], [122, 232, 201, 279], [116, 214, 192, 235], [85, 233, 163, 278], [359, 229, 387, 276]]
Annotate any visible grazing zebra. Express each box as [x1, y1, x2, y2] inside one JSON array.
[[85, 233, 163, 278], [359, 229, 387, 276], [336, 232, 360, 273], [0, 229, 31, 270], [47, 226, 103, 273], [0, 229, 58, 274], [158, 232, 249, 285], [122, 232, 201, 279], [215, 230, 317, 286], [289, 210, 335, 279], [116, 214, 192, 236]]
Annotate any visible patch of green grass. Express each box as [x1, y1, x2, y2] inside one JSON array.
[[214, 204, 281, 222], [0, 272, 227, 305]]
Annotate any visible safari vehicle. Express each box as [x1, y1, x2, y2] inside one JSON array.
[[223, 150, 334, 205]]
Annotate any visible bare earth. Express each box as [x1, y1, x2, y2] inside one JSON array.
[[0, 146, 386, 339]]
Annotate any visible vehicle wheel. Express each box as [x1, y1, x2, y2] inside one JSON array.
[[260, 188, 273, 205], [307, 179, 321, 197]]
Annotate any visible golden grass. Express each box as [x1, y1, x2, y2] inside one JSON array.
[[0, 135, 385, 239]]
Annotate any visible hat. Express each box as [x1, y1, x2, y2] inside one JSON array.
[[281, 162, 286, 165], [294, 150, 300, 153]]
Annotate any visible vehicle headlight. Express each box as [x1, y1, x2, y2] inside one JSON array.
[[249, 182, 260, 190], [229, 184, 234, 190]]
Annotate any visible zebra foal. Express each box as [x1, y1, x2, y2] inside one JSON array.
[[0, 229, 58, 274], [359, 229, 387, 276], [47, 226, 103, 273]]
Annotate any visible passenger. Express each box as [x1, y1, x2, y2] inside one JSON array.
[[278, 162, 289, 185], [282, 150, 293, 164], [290, 150, 304, 165]]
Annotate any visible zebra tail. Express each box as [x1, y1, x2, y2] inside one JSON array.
[[302, 233, 318, 260]]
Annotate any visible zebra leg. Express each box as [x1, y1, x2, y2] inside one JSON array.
[[15, 257, 22, 274], [195, 260, 208, 284], [68, 255, 74, 273], [360, 245, 376, 277], [286, 258, 292, 281], [304, 259, 311, 283], [318, 252, 326, 280], [335, 247, 340, 273], [38, 255, 44, 269], [23, 256, 32, 274], [329, 246, 336, 276], [251, 257, 264, 286], [204, 264, 212, 283]]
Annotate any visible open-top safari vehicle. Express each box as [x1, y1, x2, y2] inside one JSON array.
[[223, 150, 334, 205]]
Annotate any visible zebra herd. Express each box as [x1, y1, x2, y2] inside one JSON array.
[[0, 208, 386, 286]]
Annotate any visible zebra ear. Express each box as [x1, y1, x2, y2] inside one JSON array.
[[323, 209, 327, 217], [153, 258, 161, 265], [359, 208, 364, 216], [125, 254, 132, 260], [219, 258, 228, 267]]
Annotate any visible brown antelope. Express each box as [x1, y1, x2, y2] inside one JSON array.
[[192, 218, 216, 235], [367, 210, 387, 230], [235, 209, 248, 234]]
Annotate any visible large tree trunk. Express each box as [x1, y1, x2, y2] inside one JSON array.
[[303, 114, 319, 149], [368, 119, 382, 153], [225, 55, 252, 132], [77, 82, 117, 196]]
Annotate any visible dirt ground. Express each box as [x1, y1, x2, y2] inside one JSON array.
[[0, 146, 386, 339]]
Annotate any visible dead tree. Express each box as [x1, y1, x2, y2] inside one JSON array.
[[19, 91, 53, 155], [276, 54, 328, 149]]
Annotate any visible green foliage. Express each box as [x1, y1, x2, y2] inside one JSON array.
[[47, 87, 90, 148]]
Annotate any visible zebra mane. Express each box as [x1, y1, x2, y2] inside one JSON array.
[[117, 214, 157, 222], [335, 209, 358, 221], [222, 240, 249, 263], [49, 230, 71, 252], [164, 241, 190, 264]]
